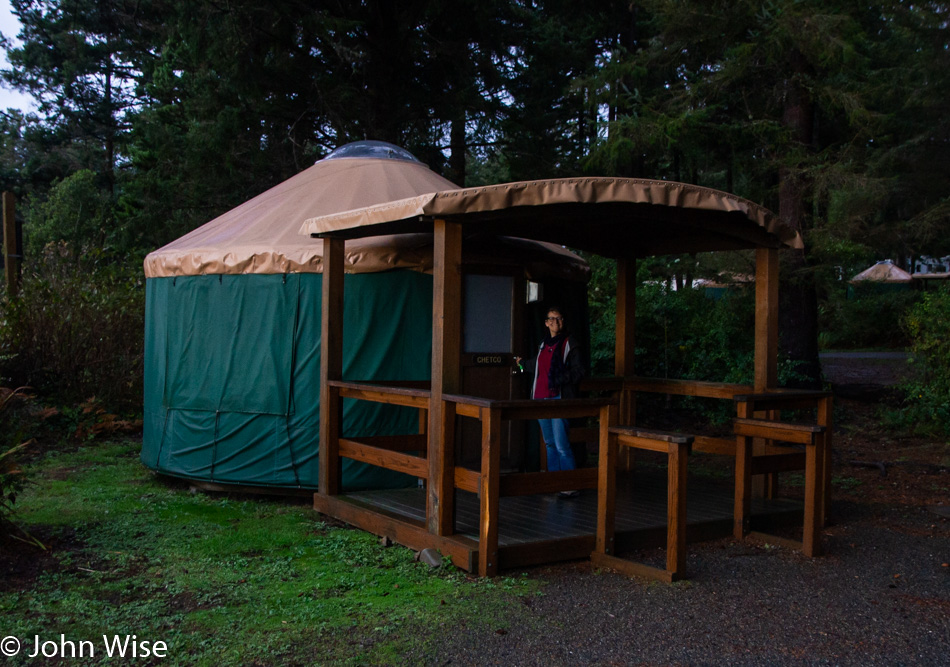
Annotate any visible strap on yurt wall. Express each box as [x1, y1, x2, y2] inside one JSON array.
[[284, 274, 303, 487]]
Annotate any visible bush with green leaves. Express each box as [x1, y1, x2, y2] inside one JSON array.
[[635, 280, 756, 383], [0, 243, 144, 413], [820, 283, 920, 350], [1, 441, 31, 538], [900, 286, 950, 435], [588, 256, 758, 384], [0, 388, 35, 541], [23, 170, 114, 258], [586, 254, 618, 377], [585, 256, 810, 425]]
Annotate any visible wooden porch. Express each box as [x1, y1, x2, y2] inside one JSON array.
[[309, 178, 833, 581], [313, 374, 831, 580], [317, 467, 805, 574]]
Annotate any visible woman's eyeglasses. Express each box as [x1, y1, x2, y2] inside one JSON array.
[[545, 316, 563, 322]]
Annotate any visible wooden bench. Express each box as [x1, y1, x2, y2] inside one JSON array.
[[592, 422, 693, 582], [733, 417, 826, 556]]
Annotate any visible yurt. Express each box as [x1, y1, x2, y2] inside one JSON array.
[[848, 259, 913, 298], [850, 259, 913, 284], [141, 141, 589, 491]]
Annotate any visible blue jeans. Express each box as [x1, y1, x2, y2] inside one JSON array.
[[539, 399, 575, 471]]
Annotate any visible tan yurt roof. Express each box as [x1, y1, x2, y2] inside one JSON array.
[[144, 141, 589, 280], [144, 143, 457, 277], [300, 177, 803, 258], [850, 260, 913, 283]]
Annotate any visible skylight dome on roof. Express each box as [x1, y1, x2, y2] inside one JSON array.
[[322, 140, 420, 163]]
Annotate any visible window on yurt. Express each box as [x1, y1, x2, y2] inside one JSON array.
[[462, 274, 513, 354]]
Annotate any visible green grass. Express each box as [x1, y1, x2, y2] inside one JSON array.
[[2, 441, 541, 665], [831, 475, 862, 491]]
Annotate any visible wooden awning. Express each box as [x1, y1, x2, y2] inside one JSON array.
[[300, 177, 802, 258]]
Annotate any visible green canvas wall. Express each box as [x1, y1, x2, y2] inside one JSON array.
[[142, 271, 433, 490]]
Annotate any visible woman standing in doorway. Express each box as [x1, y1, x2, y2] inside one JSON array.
[[516, 307, 586, 493]]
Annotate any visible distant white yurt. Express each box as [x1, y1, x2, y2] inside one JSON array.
[[850, 259, 913, 284], [848, 260, 914, 299]]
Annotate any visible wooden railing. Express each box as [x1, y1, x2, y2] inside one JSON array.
[[593, 420, 694, 582], [623, 376, 753, 399], [329, 380, 431, 480], [321, 380, 615, 576], [732, 390, 833, 556], [618, 376, 753, 455], [319, 376, 832, 575], [609, 376, 833, 559], [443, 394, 614, 575], [444, 394, 608, 495]]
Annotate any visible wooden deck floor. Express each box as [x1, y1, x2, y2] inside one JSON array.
[[347, 468, 803, 549]]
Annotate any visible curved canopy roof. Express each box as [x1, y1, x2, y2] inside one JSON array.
[[300, 177, 803, 258], [144, 144, 588, 279]]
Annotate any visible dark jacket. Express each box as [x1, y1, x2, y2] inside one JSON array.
[[527, 335, 586, 399]]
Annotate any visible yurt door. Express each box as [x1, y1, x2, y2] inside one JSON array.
[[459, 272, 525, 470]]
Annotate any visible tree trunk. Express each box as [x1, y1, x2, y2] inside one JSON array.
[[778, 54, 822, 388], [104, 62, 115, 196], [614, 4, 642, 178], [449, 115, 466, 185]]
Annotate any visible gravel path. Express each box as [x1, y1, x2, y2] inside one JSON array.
[[820, 352, 916, 388], [406, 355, 949, 665], [410, 500, 949, 665]]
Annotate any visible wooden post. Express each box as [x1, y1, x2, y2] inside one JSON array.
[[319, 237, 345, 496], [595, 404, 618, 555], [802, 435, 824, 557], [753, 247, 779, 497], [667, 440, 688, 575], [615, 256, 636, 469], [478, 406, 501, 576], [3, 192, 18, 298], [734, 400, 753, 539], [817, 394, 833, 527], [592, 425, 692, 582], [754, 247, 778, 390], [428, 219, 461, 535]]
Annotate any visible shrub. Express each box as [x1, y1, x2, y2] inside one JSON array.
[[820, 283, 920, 349], [0, 442, 31, 535], [586, 262, 811, 426], [24, 170, 113, 258], [0, 243, 145, 413], [0, 387, 35, 541], [586, 254, 617, 377], [633, 282, 759, 425], [900, 287, 950, 435], [586, 256, 759, 382]]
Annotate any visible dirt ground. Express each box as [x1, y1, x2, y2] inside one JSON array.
[[821, 352, 948, 508], [820, 351, 915, 389]]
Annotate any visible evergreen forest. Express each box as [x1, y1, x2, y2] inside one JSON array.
[[1, 0, 948, 421]]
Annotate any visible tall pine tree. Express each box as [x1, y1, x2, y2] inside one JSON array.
[[585, 0, 950, 385]]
